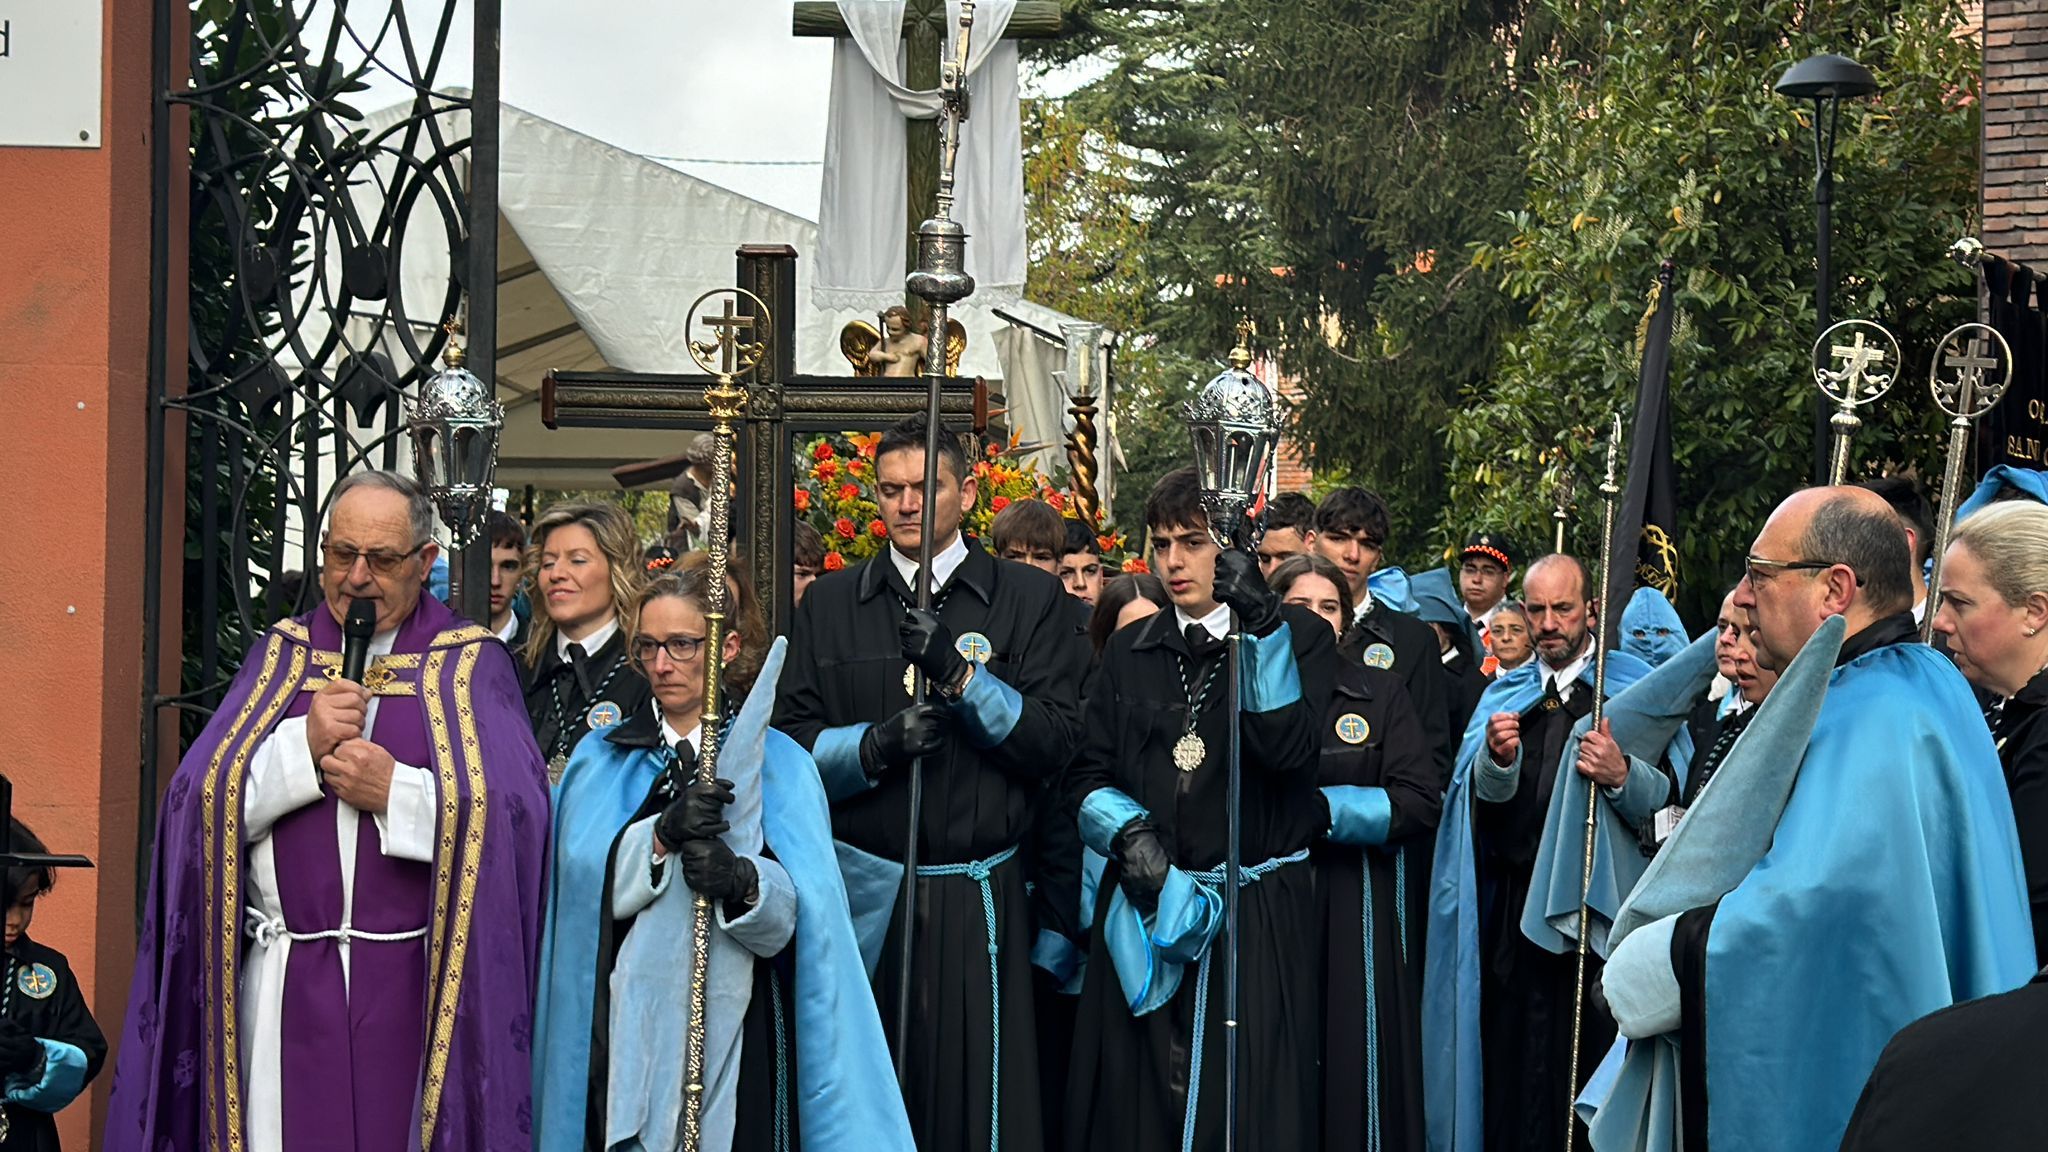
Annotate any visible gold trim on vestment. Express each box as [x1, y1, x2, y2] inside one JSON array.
[[301, 650, 423, 696], [274, 619, 311, 643], [203, 634, 303, 1152], [420, 646, 458, 1146], [431, 624, 494, 648], [418, 642, 486, 1146]]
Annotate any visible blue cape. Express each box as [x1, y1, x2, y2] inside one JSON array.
[[1619, 588, 1685, 668], [1588, 619, 2036, 1152], [1368, 565, 1417, 614], [1423, 647, 1652, 1152], [1953, 464, 2048, 521], [1522, 631, 1717, 959]]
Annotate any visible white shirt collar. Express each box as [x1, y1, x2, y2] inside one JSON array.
[[658, 707, 704, 757], [494, 614, 519, 644], [889, 532, 970, 595], [1174, 602, 1231, 642], [1542, 639, 1594, 700], [369, 628, 398, 658], [557, 615, 620, 662], [1471, 599, 1502, 628], [1350, 585, 1375, 623]]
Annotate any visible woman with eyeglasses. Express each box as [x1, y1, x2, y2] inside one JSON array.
[[1931, 501, 2048, 965], [533, 568, 914, 1152], [1486, 601, 1536, 677], [523, 501, 653, 783], [1269, 553, 1439, 1150]]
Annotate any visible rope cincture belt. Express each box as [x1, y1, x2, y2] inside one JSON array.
[[243, 908, 431, 948], [915, 841, 1019, 1152], [1177, 848, 1312, 1152]]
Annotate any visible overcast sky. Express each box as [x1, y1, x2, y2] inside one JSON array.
[[340, 0, 1071, 220]]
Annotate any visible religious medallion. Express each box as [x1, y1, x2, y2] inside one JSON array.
[[1363, 643, 1396, 670], [955, 631, 994, 665], [1335, 714, 1371, 745], [1172, 731, 1207, 773], [547, 752, 568, 787], [903, 665, 920, 696], [586, 700, 623, 730]]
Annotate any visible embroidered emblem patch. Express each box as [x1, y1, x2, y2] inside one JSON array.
[[585, 700, 624, 730], [18, 962, 55, 1000], [1363, 642, 1396, 670], [1335, 714, 1371, 745], [955, 631, 994, 665]]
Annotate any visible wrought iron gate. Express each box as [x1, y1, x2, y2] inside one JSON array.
[[139, 0, 500, 903]]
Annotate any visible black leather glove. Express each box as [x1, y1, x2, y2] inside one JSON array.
[[1111, 819, 1171, 915], [677, 834, 758, 909], [858, 703, 951, 777], [1212, 548, 1283, 637], [656, 777, 735, 853], [898, 608, 971, 690], [0, 1016, 40, 1075]]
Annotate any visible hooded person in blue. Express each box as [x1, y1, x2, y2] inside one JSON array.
[[533, 569, 914, 1152], [1586, 487, 2035, 1152], [1412, 567, 1491, 740], [1423, 554, 1653, 1152], [1618, 588, 1684, 669]]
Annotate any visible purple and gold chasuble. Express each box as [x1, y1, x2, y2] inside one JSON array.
[[106, 595, 549, 1152]]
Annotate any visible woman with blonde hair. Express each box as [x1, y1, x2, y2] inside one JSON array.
[[523, 500, 652, 781], [1932, 499, 2048, 963], [532, 567, 914, 1152]]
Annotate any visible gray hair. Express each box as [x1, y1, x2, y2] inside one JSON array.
[[1949, 501, 2048, 608], [329, 470, 437, 546], [1803, 493, 1913, 616]]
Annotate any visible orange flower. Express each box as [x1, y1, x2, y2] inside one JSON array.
[[986, 442, 1001, 459], [817, 459, 839, 482], [1097, 534, 1118, 553], [1122, 556, 1150, 574], [835, 517, 857, 540], [813, 441, 836, 461], [992, 496, 1011, 512], [868, 519, 887, 538], [794, 488, 811, 513], [1046, 490, 1066, 511], [839, 483, 860, 503], [848, 458, 867, 476], [824, 552, 846, 572], [849, 431, 882, 459]]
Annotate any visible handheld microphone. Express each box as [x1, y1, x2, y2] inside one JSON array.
[[341, 597, 377, 684]]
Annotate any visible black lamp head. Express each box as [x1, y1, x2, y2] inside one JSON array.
[[1775, 53, 1878, 102]]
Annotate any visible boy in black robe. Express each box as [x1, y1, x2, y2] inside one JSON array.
[[1064, 468, 1336, 1152], [1, 821, 106, 1152], [774, 415, 1089, 1152]]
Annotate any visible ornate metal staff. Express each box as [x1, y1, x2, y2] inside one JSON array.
[[1543, 444, 1576, 554], [1060, 321, 1110, 524], [676, 286, 772, 1152], [1184, 322, 1283, 1152], [1922, 322, 2015, 641], [895, 0, 979, 1082], [1811, 318, 1900, 485], [1567, 413, 1624, 1152]]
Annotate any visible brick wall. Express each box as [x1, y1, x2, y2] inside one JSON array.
[[1984, 0, 2048, 262]]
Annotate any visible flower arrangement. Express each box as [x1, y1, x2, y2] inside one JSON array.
[[794, 430, 1146, 573]]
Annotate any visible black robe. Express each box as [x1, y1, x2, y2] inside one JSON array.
[[1064, 603, 1336, 1152], [1439, 648, 1491, 744], [1344, 600, 1452, 783], [774, 544, 1089, 1152], [1472, 679, 1613, 1152], [1993, 667, 2048, 966], [1839, 968, 2048, 1152], [1314, 662, 1439, 1152], [524, 627, 654, 770], [1, 937, 106, 1152], [580, 704, 799, 1152]]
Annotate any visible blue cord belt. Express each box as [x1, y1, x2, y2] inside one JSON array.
[[916, 842, 1020, 1152]]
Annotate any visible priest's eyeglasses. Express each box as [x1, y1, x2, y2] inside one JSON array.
[[632, 634, 708, 665], [1744, 555, 1851, 585], [321, 542, 426, 576]]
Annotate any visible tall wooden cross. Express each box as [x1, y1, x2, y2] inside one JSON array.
[[792, 0, 1064, 275], [539, 245, 996, 638]]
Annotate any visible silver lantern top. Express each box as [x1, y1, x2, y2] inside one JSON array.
[[1183, 325, 1281, 547], [407, 327, 504, 546]]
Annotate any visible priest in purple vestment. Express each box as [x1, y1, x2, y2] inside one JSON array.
[[105, 471, 550, 1152]]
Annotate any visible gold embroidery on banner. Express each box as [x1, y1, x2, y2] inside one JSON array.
[[207, 637, 304, 1152], [420, 643, 486, 1146]]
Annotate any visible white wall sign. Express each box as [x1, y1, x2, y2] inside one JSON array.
[[0, 1, 102, 148]]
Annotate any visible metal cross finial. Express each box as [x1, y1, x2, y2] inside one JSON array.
[[1810, 319, 1900, 484], [1827, 331, 1889, 398], [1921, 322, 2017, 640], [1228, 320, 1255, 371], [686, 289, 773, 384]]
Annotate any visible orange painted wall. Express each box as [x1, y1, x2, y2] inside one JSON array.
[[0, 0, 171, 1145]]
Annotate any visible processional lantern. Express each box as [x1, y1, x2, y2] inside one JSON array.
[[1184, 324, 1282, 548], [407, 323, 505, 546]]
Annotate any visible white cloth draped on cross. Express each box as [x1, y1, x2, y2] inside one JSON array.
[[816, 0, 1026, 311]]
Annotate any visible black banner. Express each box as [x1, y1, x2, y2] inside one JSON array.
[[1607, 260, 1680, 637], [1977, 259, 2048, 476]]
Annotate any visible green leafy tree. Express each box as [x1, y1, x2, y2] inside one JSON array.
[[1449, 0, 1976, 624]]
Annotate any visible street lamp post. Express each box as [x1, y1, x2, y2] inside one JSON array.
[[1776, 51, 1879, 484]]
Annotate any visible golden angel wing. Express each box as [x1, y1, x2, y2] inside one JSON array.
[[840, 321, 883, 377], [945, 318, 967, 376]]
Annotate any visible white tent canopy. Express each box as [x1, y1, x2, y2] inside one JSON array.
[[291, 95, 1114, 500]]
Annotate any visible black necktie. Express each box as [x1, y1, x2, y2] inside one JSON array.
[[566, 642, 590, 695], [1539, 677, 1566, 712], [1184, 623, 1223, 660]]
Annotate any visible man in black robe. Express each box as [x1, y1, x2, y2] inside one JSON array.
[[1313, 487, 1452, 778], [775, 415, 1089, 1152], [1064, 468, 1336, 1152]]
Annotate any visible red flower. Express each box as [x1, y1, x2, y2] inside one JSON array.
[[835, 517, 857, 540], [824, 552, 846, 572], [849, 458, 867, 475], [992, 496, 1011, 512], [794, 488, 811, 513], [986, 443, 1001, 458], [839, 483, 860, 503], [813, 441, 836, 461], [1097, 534, 1118, 553], [868, 519, 887, 537], [1122, 556, 1150, 574], [1046, 490, 1066, 511], [817, 459, 839, 482]]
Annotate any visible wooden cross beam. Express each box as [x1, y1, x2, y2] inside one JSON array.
[[538, 245, 996, 638], [793, 0, 1066, 277]]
